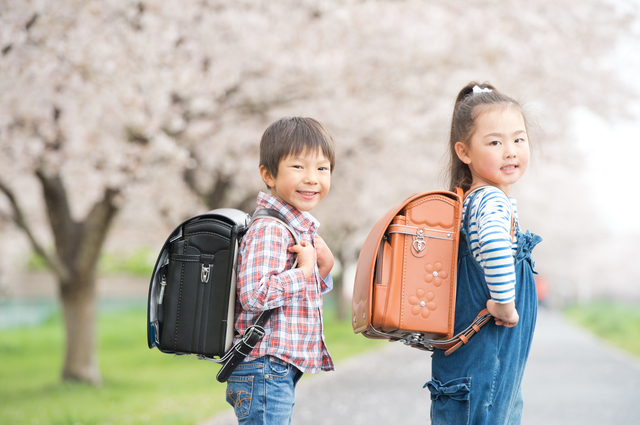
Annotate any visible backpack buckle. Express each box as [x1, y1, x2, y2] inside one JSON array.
[[413, 230, 427, 254], [200, 254, 215, 283], [201, 264, 211, 283]]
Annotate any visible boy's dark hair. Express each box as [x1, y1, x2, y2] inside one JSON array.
[[447, 81, 528, 192], [260, 117, 336, 184]]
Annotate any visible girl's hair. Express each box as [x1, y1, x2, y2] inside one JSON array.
[[260, 117, 336, 184], [447, 81, 526, 192]]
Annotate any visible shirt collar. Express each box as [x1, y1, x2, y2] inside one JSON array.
[[256, 192, 319, 234]]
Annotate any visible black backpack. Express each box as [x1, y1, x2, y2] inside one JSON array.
[[147, 208, 298, 382]]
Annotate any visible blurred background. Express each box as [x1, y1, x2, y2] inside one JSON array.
[[1, 0, 640, 424]]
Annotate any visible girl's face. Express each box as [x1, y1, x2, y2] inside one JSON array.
[[455, 105, 529, 196]]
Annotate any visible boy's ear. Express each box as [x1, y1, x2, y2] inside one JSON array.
[[454, 142, 472, 165], [259, 165, 275, 189]]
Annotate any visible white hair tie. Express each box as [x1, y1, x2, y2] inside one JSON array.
[[473, 85, 492, 94]]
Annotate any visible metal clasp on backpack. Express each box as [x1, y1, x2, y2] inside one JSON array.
[[158, 275, 167, 305], [200, 254, 215, 283], [201, 264, 211, 283], [400, 333, 434, 352], [413, 230, 426, 252]]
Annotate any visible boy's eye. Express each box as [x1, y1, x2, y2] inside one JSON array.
[[318, 166, 330, 171]]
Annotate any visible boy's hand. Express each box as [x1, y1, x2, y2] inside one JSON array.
[[314, 234, 334, 280], [486, 299, 519, 328], [289, 241, 315, 281]]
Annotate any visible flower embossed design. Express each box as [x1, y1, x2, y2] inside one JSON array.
[[408, 288, 437, 318], [424, 262, 448, 287]]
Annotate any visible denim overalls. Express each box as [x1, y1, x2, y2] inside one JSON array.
[[426, 193, 542, 425]]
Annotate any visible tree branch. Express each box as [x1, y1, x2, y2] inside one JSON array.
[[183, 162, 236, 211], [183, 158, 201, 198], [75, 187, 120, 283], [0, 178, 70, 282], [206, 171, 232, 210], [35, 168, 82, 269]]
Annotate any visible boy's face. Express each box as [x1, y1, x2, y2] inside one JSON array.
[[260, 148, 331, 212]]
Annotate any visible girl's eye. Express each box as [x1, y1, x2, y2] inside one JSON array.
[[489, 140, 501, 146], [515, 138, 526, 143]]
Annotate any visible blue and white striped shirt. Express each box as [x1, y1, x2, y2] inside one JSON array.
[[462, 186, 518, 304]]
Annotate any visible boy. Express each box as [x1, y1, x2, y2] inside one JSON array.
[[225, 117, 336, 424]]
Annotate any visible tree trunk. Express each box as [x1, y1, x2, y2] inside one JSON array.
[[34, 170, 119, 385], [334, 249, 348, 321], [60, 276, 101, 385]]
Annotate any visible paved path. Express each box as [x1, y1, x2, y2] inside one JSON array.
[[205, 309, 640, 424]]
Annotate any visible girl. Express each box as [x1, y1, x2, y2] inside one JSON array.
[[426, 82, 542, 425]]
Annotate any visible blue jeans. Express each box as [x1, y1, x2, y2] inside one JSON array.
[[225, 356, 303, 425]]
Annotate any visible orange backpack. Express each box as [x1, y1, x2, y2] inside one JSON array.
[[352, 189, 491, 355]]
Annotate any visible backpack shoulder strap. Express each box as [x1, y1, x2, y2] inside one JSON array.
[[250, 208, 300, 267], [216, 208, 302, 382]]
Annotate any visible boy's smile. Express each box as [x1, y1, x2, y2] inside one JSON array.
[[260, 149, 331, 212]]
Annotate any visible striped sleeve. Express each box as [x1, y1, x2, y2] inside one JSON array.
[[470, 189, 516, 304], [236, 221, 307, 312], [319, 273, 334, 295]]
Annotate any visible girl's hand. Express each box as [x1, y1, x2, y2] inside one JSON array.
[[289, 241, 315, 281], [314, 234, 334, 280], [486, 299, 519, 328]]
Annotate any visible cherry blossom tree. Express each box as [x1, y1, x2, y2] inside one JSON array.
[[0, 0, 195, 384], [1, 0, 637, 384]]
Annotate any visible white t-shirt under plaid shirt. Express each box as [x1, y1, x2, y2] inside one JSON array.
[[233, 192, 334, 373]]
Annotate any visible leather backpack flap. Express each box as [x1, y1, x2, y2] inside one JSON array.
[[398, 193, 462, 340]]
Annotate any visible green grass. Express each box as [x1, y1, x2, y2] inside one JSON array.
[[564, 301, 640, 358], [0, 306, 381, 425]]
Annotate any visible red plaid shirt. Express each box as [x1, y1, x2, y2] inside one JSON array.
[[233, 192, 334, 373]]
